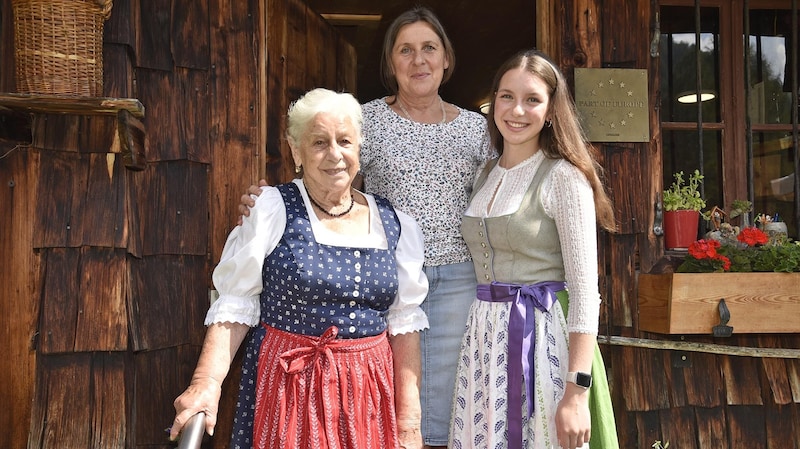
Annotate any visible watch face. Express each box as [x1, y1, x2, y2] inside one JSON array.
[[576, 372, 592, 388]]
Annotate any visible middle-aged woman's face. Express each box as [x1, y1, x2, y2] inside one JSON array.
[[291, 112, 360, 195], [493, 66, 551, 155], [390, 21, 449, 99]]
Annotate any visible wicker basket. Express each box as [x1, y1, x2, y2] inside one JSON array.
[[12, 0, 113, 97]]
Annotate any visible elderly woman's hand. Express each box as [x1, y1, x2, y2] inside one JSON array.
[[169, 376, 223, 441], [396, 419, 423, 449], [236, 179, 268, 225]]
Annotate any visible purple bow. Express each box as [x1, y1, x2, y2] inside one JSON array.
[[476, 280, 566, 449]]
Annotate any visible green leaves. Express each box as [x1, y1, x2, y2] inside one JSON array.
[[663, 170, 706, 212]]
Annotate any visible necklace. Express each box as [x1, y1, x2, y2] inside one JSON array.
[[306, 190, 355, 218], [397, 96, 447, 124]]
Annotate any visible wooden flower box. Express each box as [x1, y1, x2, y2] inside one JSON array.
[[638, 272, 800, 334]]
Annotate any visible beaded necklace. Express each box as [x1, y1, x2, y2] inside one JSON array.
[[397, 96, 447, 124], [306, 190, 355, 218]]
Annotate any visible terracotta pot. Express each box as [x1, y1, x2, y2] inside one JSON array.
[[663, 210, 699, 249]]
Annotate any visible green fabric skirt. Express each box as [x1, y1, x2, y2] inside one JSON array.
[[557, 291, 620, 449]]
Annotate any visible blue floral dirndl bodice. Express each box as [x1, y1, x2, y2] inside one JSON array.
[[229, 182, 401, 448]]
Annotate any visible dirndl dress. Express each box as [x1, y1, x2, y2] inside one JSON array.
[[450, 289, 619, 449], [229, 182, 403, 449]]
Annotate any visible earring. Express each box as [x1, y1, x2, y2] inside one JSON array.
[[545, 119, 553, 128], [295, 165, 302, 174]]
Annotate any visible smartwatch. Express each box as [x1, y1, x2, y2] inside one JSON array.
[[566, 371, 592, 389]]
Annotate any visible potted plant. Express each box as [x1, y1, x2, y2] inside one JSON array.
[[662, 170, 706, 249], [638, 225, 800, 334]]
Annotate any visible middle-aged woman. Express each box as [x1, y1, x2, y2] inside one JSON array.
[[171, 88, 430, 449], [239, 7, 494, 448]]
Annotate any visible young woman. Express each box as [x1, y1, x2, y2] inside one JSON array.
[[450, 50, 619, 449]]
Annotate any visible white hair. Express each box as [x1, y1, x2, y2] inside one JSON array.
[[286, 88, 363, 146]]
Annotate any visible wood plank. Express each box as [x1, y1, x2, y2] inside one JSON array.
[[39, 249, 81, 354], [134, 347, 188, 445], [759, 335, 794, 405], [0, 93, 144, 117], [135, 69, 177, 161], [723, 349, 765, 405], [135, 0, 173, 71], [638, 273, 800, 334], [104, 43, 135, 99], [727, 405, 766, 449], [681, 349, 723, 408], [29, 354, 127, 448], [74, 247, 129, 352], [336, 35, 357, 93], [620, 345, 671, 411], [32, 114, 117, 153], [28, 354, 93, 448], [90, 353, 127, 448], [208, 0, 263, 268], [37, 247, 129, 353], [695, 406, 729, 449], [265, 0, 292, 185], [764, 403, 799, 449], [172, 0, 210, 69], [660, 407, 697, 449], [81, 153, 129, 246], [0, 0, 15, 93], [608, 233, 635, 328], [140, 161, 208, 256], [104, 0, 135, 47], [633, 410, 663, 449], [128, 255, 207, 351], [0, 147, 41, 449], [34, 151, 132, 249], [175, 68, 211, 163]]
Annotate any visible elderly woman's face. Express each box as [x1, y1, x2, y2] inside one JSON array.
[[391, 21, 449, 98], [291, 112, 360, 194]]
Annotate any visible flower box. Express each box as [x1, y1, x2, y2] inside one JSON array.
[[638, 272, 800, 334]]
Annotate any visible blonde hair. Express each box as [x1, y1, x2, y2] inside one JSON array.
[[487, 50, 616, 231], [286, 88, 363, 147]]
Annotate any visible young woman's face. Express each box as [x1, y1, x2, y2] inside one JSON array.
[[493, 67, 551, 154], [390, 21, 449, 99], [291, 112, 360, 195]]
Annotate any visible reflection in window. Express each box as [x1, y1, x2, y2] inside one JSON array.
[[748, 9, 797, 237]]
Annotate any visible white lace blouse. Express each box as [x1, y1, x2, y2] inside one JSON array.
[[205, 179, 430, 336], [464, 152, 601, 334]]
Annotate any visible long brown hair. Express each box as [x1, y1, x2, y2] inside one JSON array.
[[487, 49, 616, 231], [379, 6, 456, 98]]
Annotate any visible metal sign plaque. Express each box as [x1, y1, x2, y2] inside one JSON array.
[[574, 68, 650, 142]]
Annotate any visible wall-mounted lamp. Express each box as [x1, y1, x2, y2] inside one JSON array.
[[676, 90, 716, 104], [479, 102, 491, 114]]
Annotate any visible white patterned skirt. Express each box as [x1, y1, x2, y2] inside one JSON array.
[[449, 298, 587, 449]]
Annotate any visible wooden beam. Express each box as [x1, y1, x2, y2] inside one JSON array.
[[0, 93, 144, 118]]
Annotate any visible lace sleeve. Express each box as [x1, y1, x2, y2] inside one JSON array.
[[541, 161, 601, 334]]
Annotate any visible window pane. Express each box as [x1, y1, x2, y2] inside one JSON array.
[[747, 10, 795, 125], [752, 132, 796, 237], [659, 6, 720, 123], [662, 129, 723, 213]]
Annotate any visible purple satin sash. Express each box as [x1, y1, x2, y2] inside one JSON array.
[[476, 280, 566, 449]]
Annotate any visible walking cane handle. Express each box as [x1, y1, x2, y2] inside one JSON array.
[[177, 413, 205, 449]]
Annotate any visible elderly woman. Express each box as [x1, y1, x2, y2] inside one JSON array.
[[240, 9, 494, 447], [171, 88, 429, 449]]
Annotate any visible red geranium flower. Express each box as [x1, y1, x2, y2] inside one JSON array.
[[737, 227, 769, 247], [687, 239, 720, 259]]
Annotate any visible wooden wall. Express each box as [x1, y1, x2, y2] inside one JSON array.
[[0, 0, 354, 447], [3, 0, 800, 448], [555, 1, 800, 448]]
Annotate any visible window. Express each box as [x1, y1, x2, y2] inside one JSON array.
[[659, 0, 798, 237]]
